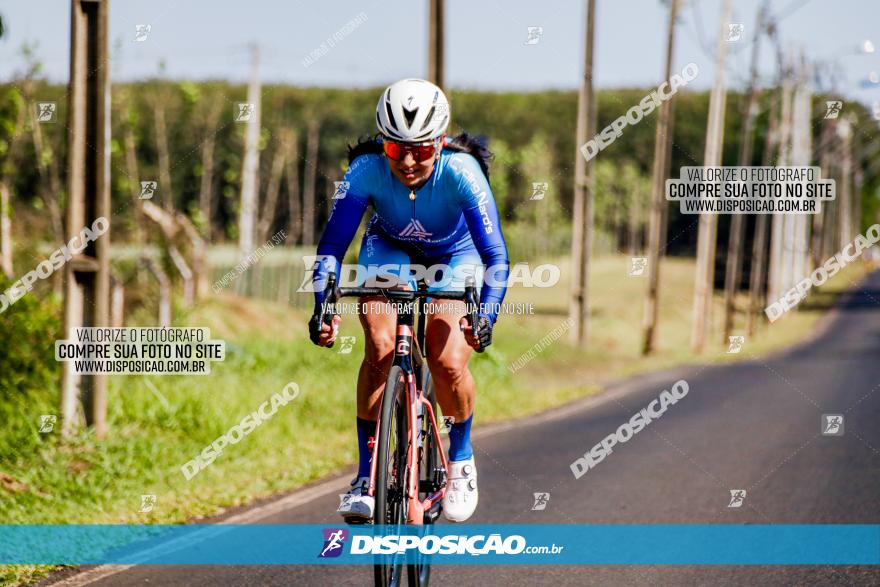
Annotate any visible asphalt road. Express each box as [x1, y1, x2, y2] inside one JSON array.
[[46, 271, 880, 586]]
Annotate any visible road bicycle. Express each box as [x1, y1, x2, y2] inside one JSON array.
[[318, 272, 482, 587]]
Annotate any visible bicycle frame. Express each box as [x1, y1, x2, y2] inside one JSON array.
[[319, 272, 479, 525], [367, 296, 449, 524]]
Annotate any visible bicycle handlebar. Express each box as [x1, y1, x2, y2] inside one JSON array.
[[319, 272, 483, 351]]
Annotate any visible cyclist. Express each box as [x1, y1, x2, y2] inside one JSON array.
[[308, 78, 509, 524]]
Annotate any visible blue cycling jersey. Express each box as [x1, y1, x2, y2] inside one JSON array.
[[314, 149, 509, 323]]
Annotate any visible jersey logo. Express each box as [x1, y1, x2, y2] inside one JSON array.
[[399, 219, 432, 240]]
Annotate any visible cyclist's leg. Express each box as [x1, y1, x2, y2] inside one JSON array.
[[423, 247, 482, 521], [423, 246, 482, 428], [425, 299, 475, 429], [339, 229, 411, 521], [355, 225, 414, 420], [357, 296, 397, 420], [425, 301, 479, 522]]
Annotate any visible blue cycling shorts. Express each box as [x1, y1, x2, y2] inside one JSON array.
[[356, 225, 482, 294]]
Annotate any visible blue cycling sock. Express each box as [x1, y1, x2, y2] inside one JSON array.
[[356, 417, 375, 479], [447, 413, 474, 461]]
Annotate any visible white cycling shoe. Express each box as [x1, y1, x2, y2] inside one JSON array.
[[338, 476, 374, 523], [442, 457, 478, 522]]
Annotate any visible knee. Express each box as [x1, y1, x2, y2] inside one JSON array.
[[363, 326, 394, 366], [429, 352, 469, 387]]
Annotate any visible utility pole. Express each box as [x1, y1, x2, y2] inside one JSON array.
[[852, 140, 863, 236], [691, 0, 732, 353], [747, 91, 778, 336], [285, 130, 302, 244], [642, 0, 680, 355], [302, 118, 320, 246], [790, 54, 812, 287], [237, 43, 261, 293], [428, 0, 445, 90], [837, 116, 853, 248], [61, 0, 111, 439], [767, 73, 793, 304], [569, 0, 597, 346], [812, 115, 836, 268], [722, 0, 768, 343]]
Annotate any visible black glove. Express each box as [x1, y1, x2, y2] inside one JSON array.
[[472, 315, 493, 352], [308, 312, 324, 346]]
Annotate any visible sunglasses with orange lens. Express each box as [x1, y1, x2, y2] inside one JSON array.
[[382, 140, 439, 162]]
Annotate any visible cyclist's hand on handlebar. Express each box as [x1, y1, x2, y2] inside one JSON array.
[[459, 315, 493, 352], [309, 313, 341, 347]]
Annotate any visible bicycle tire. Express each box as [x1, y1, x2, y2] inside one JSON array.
[[374, 365, 409, 587], [408, 369, 439, 587]]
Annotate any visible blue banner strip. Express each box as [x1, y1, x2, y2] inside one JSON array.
[[0, 525, 878, 565]]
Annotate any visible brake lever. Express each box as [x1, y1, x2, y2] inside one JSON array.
[[322, 272, 338, 348], [464, 277, 484, 354]]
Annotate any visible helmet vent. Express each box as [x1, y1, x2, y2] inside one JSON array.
[[402, 107, 418, 129], [384, 100, 398, 132], [419, 107, 436, 132]]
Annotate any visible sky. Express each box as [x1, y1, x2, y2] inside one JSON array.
[[0, 0, 879, 106]]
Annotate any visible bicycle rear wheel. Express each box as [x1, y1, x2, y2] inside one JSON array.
[[374, 365, 409, 587]]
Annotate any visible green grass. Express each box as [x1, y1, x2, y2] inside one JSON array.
[[0, 254, 871, 586]]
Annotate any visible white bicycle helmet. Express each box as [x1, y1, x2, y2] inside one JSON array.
[[376, 78, 450, 143]]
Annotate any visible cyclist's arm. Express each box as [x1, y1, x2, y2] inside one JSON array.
[[313, 160, 373, 307], [451, 155, 509, 324]]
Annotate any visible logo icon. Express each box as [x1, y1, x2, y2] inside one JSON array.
[[140, 181, 157, 200], [440, 416, 456, 435], [134, 24, 151, 42], [532, 492, 550, 511], [235, 103, 255, 122], [431, 103, 449, 122], [524, 26, 543, 45], [629, 257, 648, 277], [530, 182, 549, 201], [727, 335, 745, 354], [399, 219, 432, 240], [726, 23, 744, 42], [333, 181, 350, 200], [728, 489, 746, 508], [139, 494, 157, 513], [295, 254, 335, 293], [39, 415, 57, 433], [824, 101, 843, 119], [319, 528, 348, 558], [821, 414, 844, 436], [396, 337, 411, 356], [338, 336, 356, 354], [36, 102, 57, 123], [338, 493, 355, 510]]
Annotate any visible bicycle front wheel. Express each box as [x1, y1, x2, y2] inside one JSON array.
[[408, 369, 439, 587], [374, 365, 409, 587]]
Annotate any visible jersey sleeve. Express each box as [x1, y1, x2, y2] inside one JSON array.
[[312, 155, 375, 307], [448, 154, 510, 324]]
